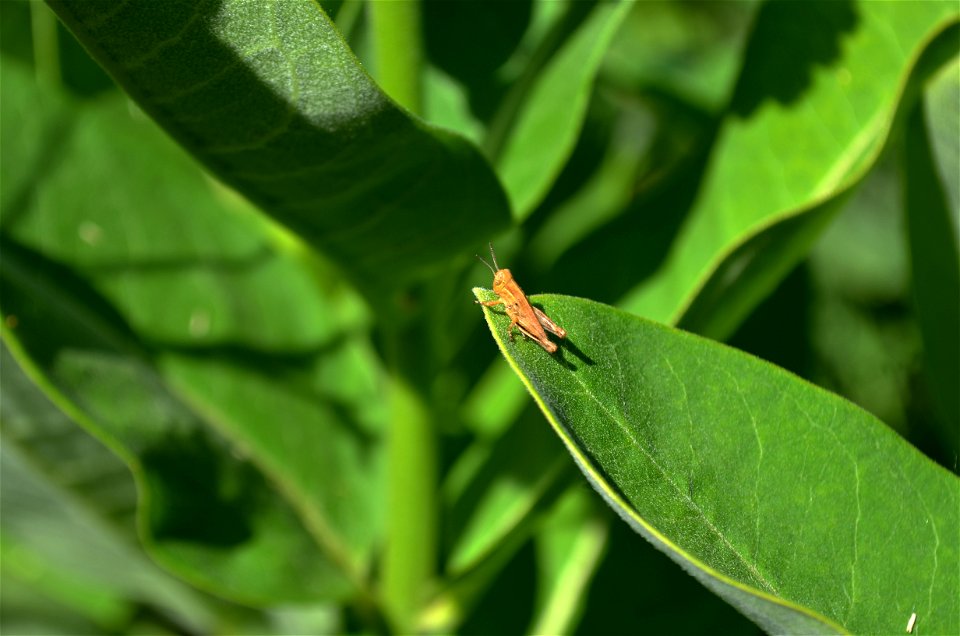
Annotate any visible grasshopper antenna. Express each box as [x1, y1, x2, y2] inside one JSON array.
[[488, 242, 500, 270], [475, 252, 497, 275]]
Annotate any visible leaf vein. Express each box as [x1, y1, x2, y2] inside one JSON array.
[[571, 355, 780, 596]]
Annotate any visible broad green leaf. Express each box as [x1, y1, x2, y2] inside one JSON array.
[[2, 344, 275, 633], [1, 248, 363, 604], [1, 61, 385, 604], [476, 290, 959, 634], [528, 487, 609, 635], [605, 1, 957, 333], [46, 0, 510, 295], [444, 410, 569, 577], [421, 410, 569, 632], [677, 18, 960, 342], [495, 1, 631, 218], [1, 61, 361, 352], [0, 430, 220, 634]]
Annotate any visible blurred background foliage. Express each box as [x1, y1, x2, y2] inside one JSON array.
[[1, 0, 957, 634]]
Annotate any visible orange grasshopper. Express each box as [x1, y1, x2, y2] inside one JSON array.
[[476, 244, 566, 353]]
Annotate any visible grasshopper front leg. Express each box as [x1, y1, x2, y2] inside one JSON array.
[[477, 297, 519, 341]]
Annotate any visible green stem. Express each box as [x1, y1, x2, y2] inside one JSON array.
[[367, 0, 422, 115], [31, 1, 61, 87], [382, 329, 437, 632]]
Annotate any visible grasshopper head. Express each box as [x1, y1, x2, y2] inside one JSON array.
[[492, 268, 513, 294]]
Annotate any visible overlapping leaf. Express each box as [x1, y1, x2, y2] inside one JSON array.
[[1, 359, 222, 633], [658, 2, 959, 337], [1, 59, 385, 604], [543, 1, 957, 341], [45, 0, 510, 295], [494, 1, 631, 217]]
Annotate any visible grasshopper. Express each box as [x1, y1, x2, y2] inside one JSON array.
[[476, 243, 566, 353]]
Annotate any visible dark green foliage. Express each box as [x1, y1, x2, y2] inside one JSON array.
[[2, 1, 957, 634]]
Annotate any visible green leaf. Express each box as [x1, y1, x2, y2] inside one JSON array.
[[1, 244, 366, 604], [45, 0, 510, 295], [444, 410, 569, 577], [422, 408, 570, 632], [2, 62, 361, 352], [494, 1, 631, 218], [2, 343, 285, 634], [548, 1, 956, 335], [1, 60, 385, 605], [677, 15, 960, 341], [657, 2, 958, 333], [476, 290, 959, 634], [528, 487, 609, 635], [0, 417, 221, 634]]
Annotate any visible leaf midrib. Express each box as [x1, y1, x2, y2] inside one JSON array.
[[567, 350, 780, 596]]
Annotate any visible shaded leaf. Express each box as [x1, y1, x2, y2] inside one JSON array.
[[1, 60, 385, 604], [495, 1, 631, 217], [444, 410, 569, 577], [45, 0, 510, 295], [1, 61, 359, 352], [555, 1, 958, 336], [0, 399, 222, 633], [2, 247, 361, 603], [528, 486, 609, 635], [477, 290, 959, 634], [601, 1, 757, 113], [677, 12, 959, 341]]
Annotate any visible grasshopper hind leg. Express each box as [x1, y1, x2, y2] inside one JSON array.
[[507, 314, 519, 342]]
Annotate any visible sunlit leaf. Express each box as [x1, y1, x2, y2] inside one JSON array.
[[477, 290, 959, 634]]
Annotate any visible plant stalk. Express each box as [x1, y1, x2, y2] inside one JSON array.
[[367, 0, 423, 115], [382, 324, 437, 632], [31, 1, 61, 87]]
